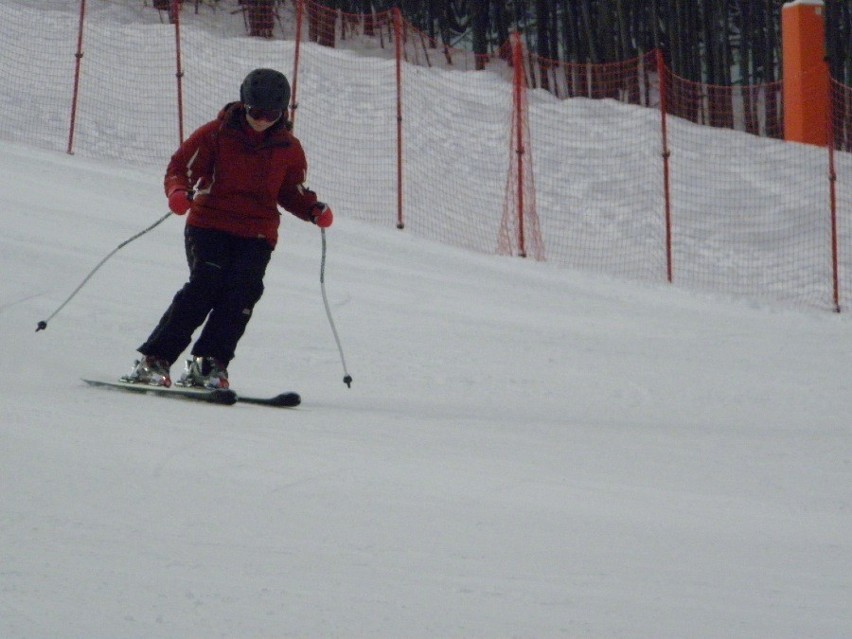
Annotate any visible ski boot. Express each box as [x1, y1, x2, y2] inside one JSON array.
[[177, 356, 229, 390], [120, 355, 172, 387]]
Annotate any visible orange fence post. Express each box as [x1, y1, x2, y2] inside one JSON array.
[[828, 108, 840, 312], [290, 0, 304, 127], [512, 33, 526, 258], [392, 7, 404, 230], [657, 49, 673, 283], [498, 33, 544, 261], [66, 0, 86, 155], [172, 0, 184, 144], [782, 0, 829, 146]]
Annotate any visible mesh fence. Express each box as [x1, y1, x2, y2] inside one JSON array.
[[1, 0, 850, 311], [660, 63, 841, 308]]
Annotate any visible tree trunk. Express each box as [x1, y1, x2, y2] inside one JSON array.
[[471, 0, 489, 69]]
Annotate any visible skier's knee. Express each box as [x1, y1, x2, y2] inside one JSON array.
[[188, 261, 225, 298], [228, 269, 265, 306]]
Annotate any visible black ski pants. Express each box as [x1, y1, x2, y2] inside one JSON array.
[[139, 225, 272, 367]]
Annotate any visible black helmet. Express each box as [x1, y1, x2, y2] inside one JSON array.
[[240, 68, 290, 110]]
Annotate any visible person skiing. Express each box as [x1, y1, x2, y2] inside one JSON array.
[[122, 68, 333, 389]]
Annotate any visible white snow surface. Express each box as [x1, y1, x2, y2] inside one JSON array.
[[2, 10, 852, 639]]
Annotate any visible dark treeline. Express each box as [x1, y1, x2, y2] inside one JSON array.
[[327, 0, 852, 86]]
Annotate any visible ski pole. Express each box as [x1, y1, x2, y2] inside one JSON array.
[[36, 211, 173, 332], [320, 228, 352, 388]]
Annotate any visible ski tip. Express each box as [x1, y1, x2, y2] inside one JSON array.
[[273, 392, 301, 407]]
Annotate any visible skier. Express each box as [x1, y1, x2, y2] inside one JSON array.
[[122, 68, 333, 389]]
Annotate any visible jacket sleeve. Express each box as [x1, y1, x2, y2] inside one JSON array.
[[164, 120, 218, 197], [276, 141, 320, 221], [278, 182, 319, 221]]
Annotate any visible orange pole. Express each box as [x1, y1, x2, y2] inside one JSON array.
[[657, 49, 673, 283], [172, 0, 184, 144], [67, 0, 86, 155], [827, 81, 840, 312], [512, 33, 526, 258], [782, 0, 829, 146], [393, 8, 404, 230], [290, 0, 304, 127]]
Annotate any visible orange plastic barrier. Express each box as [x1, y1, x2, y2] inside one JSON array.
[[782, 0, 829, 146]]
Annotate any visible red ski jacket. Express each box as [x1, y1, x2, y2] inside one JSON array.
[[164, 102, 319, 248]]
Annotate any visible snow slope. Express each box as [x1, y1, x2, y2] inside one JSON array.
[[1, 4, 851, 638], [2, 137, 851, 637]]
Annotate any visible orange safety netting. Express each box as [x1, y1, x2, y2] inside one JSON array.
[[1, 0, 849, 311]]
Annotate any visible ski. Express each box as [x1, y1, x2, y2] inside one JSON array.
[[82, 379, 300, 408], [83, 378, 237, 405]]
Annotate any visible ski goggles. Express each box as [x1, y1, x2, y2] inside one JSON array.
[[246, 105, 283, 121]]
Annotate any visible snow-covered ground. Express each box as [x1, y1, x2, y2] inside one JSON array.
[[2, 140, 851, 637], [1, 3, 851, 639]]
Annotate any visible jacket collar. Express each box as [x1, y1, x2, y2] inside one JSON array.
[[218, 102, 290, 148]]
